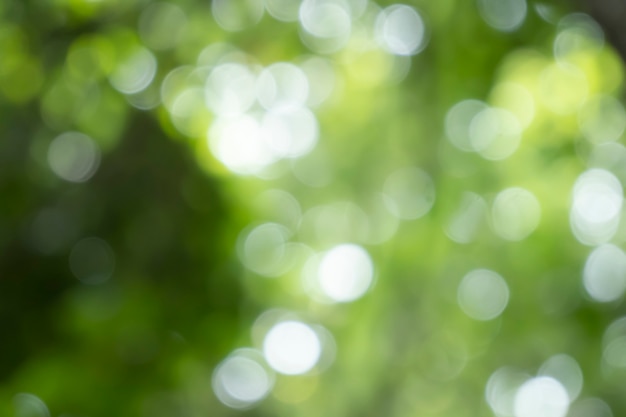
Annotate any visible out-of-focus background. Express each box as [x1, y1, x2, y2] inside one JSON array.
[[2, 0, 626, 416]]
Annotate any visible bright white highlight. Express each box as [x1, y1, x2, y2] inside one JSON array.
[[109, 47, 157, 94], [261, 107, 319, 158], [538, 354, 583, 402], [570, 169, 623, 246], [376, 4, 427, 56], [208, 115, 277, 175], [317, 244, 374, 302], [205, 63, 257, 116], [263, 321, 321, 375], [478, 0, 527, 32], [513, 376, 570, 417], [48, 132, 100, 183], [212, 349, 273, 409], [383, 167, 435, 220], [458, 269, 509, 321], [583, 244, 626, 302], [486, 367, 529, 417], [492, 187, 541, 241]]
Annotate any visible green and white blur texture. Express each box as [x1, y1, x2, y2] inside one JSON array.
[[2, 0, 626, 416]]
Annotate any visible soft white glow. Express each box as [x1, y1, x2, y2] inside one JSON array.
[[458, 269, 509, 321], [445, 192, 488, 244], [265, 0, 302, 22], [256, 63, 309, 111], [69, 237, 115, 285], [263, 321, 321, 375], [445, 99, 489, 152], [579, 95, 626, 145], [260, 107, 319, 158], [48, 132, 100, 183], [138, 2, 187, 50], [299, 0, 352, 53], [375, 4, 427, 56], [567, 398, 613, 417], [317, 243, 374, 302], [513, 376, 570, 417], [486, 367, 529, 417], [212, 349, 273, 409], [469, 107, 522, 160], [554, 13, 604, 64], [300, 57, 336, 108], [212, 0, 264, 32], [205, 63, 257, 116], [208, 114, 277, 175], [238, 223, 292, 277], [13, 393, 50, 417], [492, 187, 541, 241], [478, 0, 527, 32], [382, 167, 435, 220], [583, 244, 626, 302], [570, 169, 623, 246], [538, 354, 583, 402], [109, 47, 157, 94], [603, 317, 626, 369]]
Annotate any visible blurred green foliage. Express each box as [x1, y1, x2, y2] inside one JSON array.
[[2, 0, 626, 416]]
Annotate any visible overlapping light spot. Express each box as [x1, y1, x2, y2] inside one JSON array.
[[445, 192, 488, 244], [583, 244, 626, 302], [300, 56, 336, 108], [486, 367, 530, 417], [554, 13, 604, 64], [513, 376, 570, 417], [469, 107, 522, 160], [538, 354, 583, 401], [603, 317, 626, 369], [238, 222, 298, 277], [263, 320, 322, 375], [299, 0, 352, 53], [478, 0, 527, 32], [375, 4, 427, 56], [212, 349, 274, 409], [382, 167, 435, 220], [578, 95, 626, 145], [457, 269, 509, 321], [69, 237, 115, 285], [316, 243, 374, 302], [205, 63, 257, 116], [265, 0, 302, 22], [48, 132, 100, 183], [567, 398, 613, 417], [208, 114, 277, 175], [492, 187, 541, 241], [445, 99, 489, 152], [109, 47, 157, 94], [261, 107, 319, 158], [257, 63, 309, 111], [138, 2, 187, 50], [570, 169, 623, 246], [212, 0, 264, 32]]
